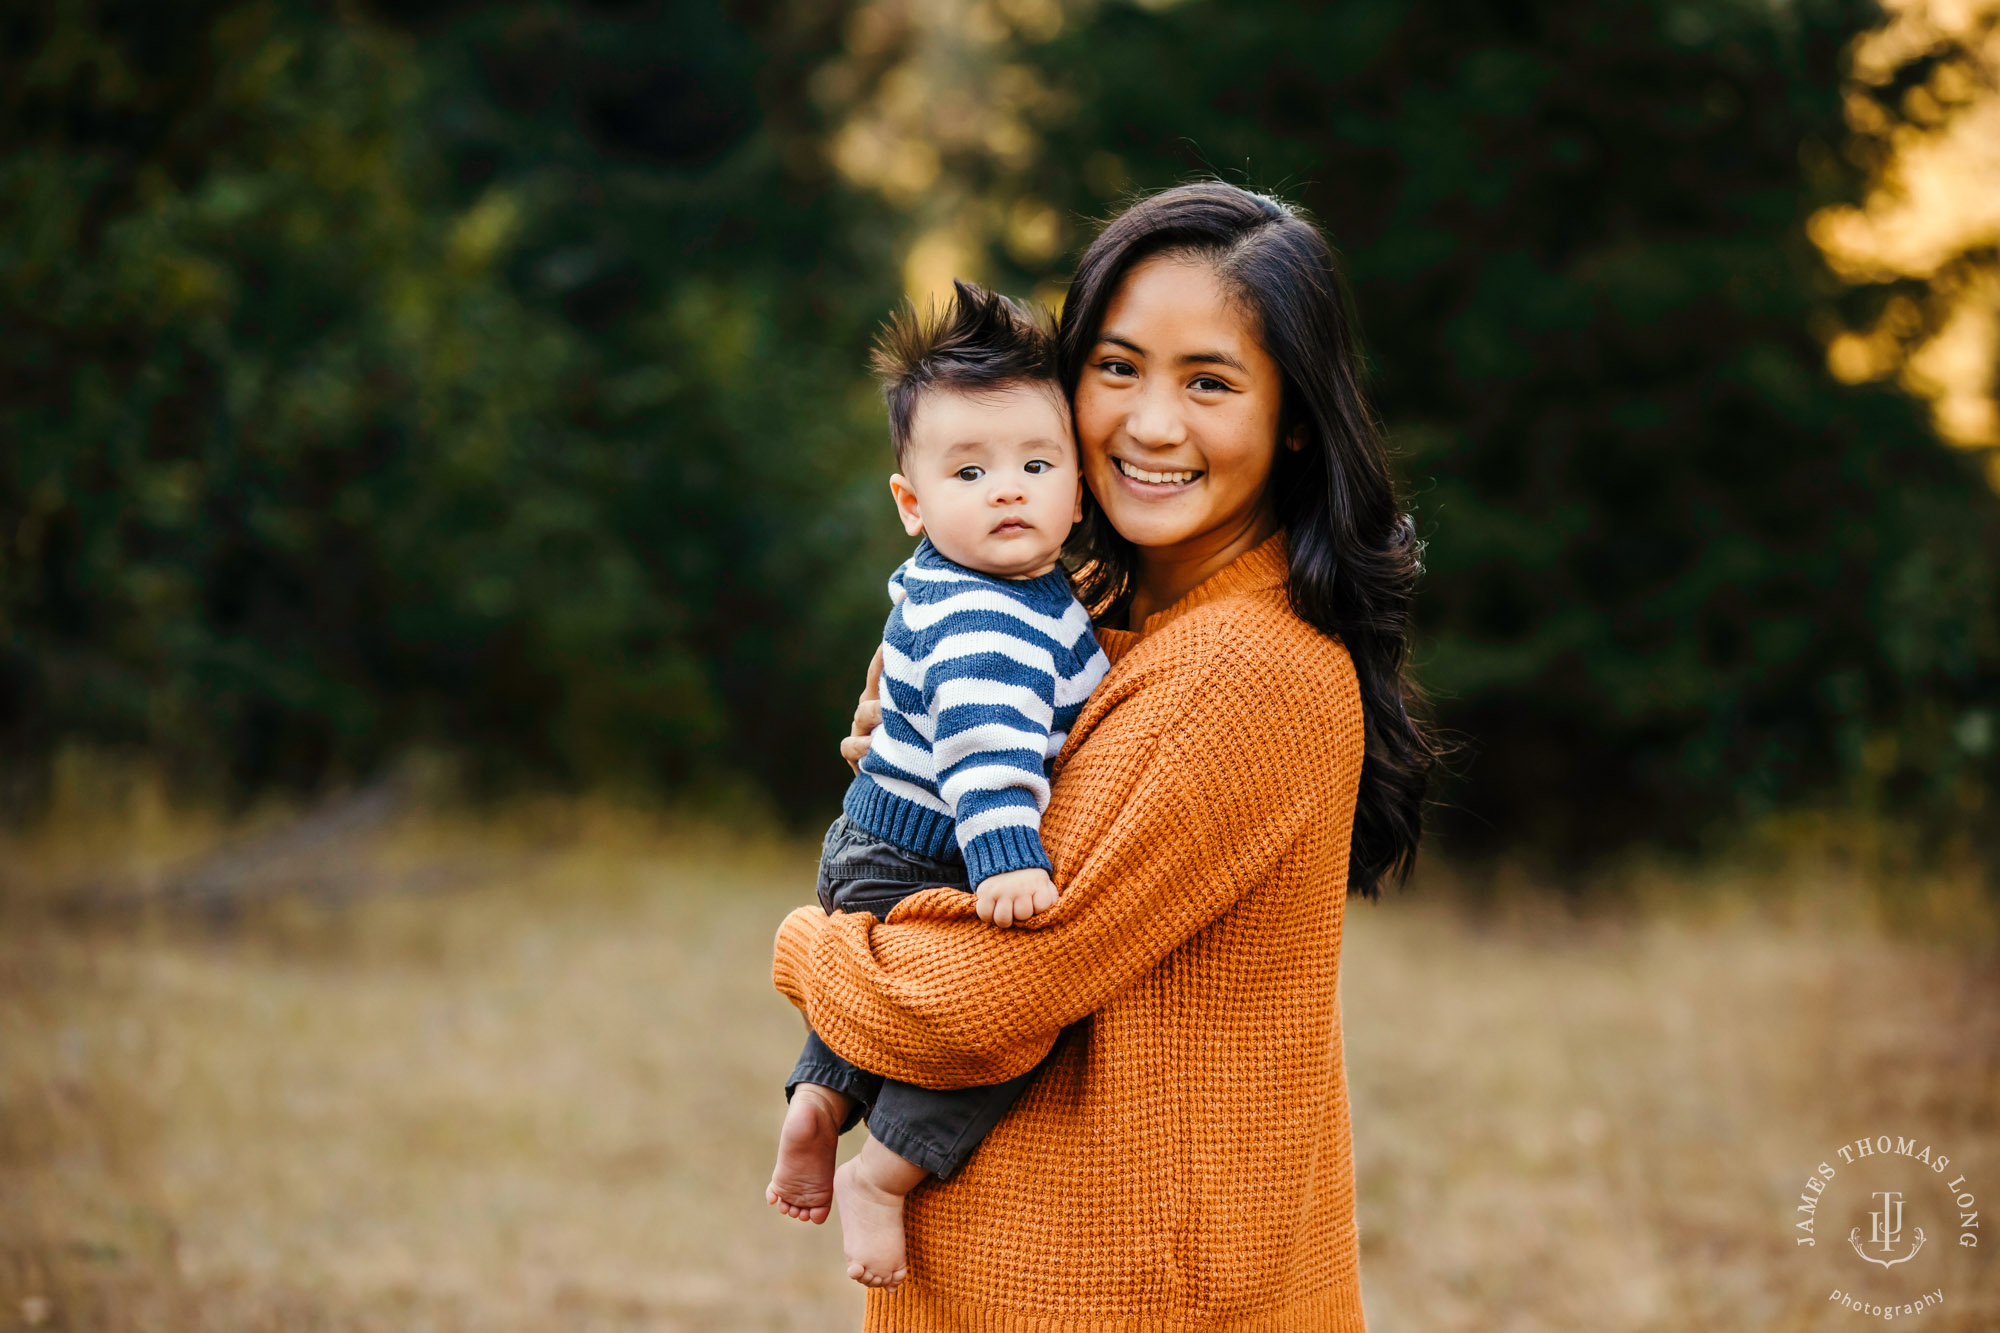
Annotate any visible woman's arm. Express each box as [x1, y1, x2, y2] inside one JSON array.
[[775, 631, 1351, 1089]]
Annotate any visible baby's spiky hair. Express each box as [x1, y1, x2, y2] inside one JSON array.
[[871, 279, 1059, 466]]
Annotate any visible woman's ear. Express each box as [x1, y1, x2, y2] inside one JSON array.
[[889, 473, 925, 537], [1284, 422, 1308, 452]]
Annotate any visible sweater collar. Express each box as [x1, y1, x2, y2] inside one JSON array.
[[1094, 529, 1289, 664], [911, 535, 1077, 611]]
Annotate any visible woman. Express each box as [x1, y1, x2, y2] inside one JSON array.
[[773, 181, 1435, 1331]]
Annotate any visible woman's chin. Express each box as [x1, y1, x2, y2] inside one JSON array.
[[1097, 498, 1209, 551]]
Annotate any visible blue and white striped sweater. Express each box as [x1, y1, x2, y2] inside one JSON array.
[[845, 537, 1111, 888]]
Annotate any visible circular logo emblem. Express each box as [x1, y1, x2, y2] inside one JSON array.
[[1791, 1133, 1981, 1319]]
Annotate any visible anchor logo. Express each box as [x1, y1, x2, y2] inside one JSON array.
[[1849, 1190, 1926, 1269]]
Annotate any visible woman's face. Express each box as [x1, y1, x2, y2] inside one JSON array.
[[1072, 253, 1289, 559]]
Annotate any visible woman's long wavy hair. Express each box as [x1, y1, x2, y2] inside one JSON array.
[[1059, 182, 1437, 898]]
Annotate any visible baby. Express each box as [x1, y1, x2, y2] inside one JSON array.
[[765, 280, 1108, 1289]]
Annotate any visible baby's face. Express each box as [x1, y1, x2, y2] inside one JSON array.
[[891, 383, 1081, 579]]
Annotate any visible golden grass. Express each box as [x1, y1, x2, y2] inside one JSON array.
[[1, 800, 1995, 1331]]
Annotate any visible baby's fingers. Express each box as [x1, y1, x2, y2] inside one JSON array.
[[991, 892, 1017, 928], [974, 892, 996, 924], [1031, 880, 1059, 913]]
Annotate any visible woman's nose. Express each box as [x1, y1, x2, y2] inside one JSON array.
[[1124, 384, 1187, 448]]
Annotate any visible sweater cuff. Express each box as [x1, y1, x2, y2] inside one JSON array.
[[771, 906, 824, 1012], [962, 825, 1053, 889]]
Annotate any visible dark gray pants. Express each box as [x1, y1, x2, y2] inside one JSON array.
[[784, 815, 1038, 1179]]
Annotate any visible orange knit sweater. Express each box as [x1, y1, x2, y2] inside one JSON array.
[[773, 531, 1369, 1332]]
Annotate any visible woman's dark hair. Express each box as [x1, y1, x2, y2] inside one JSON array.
[[1058, 181, 1437, 898]]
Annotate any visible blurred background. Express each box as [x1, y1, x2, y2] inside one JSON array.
[[2, 0, 1997, 1329]]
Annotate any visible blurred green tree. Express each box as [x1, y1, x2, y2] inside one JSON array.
[[982, 0, 2000, 860], [1, 0, 908, 811], [3, 0, 1995, 873]]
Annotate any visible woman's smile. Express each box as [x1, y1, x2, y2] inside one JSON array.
[[1111, 456, 1205, 488]]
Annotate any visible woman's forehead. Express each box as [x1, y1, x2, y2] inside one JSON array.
[[1096, 255, 1264, 363]]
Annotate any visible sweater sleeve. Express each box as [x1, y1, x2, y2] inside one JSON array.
[[773, 632, 1339, 1089], [925, 641, 1058, 887]]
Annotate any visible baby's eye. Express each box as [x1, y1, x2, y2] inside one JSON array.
[[1024, 459, 1051, 474], [955, 465, 984, 482]]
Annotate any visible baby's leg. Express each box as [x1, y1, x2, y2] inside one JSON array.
[[833, 1065, 1042, 1289], [766, 1082, 851, 1224], [770, 1028, 876, 1224], [833, 1135, 926, 1289]]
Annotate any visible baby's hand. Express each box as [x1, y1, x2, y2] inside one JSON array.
[[975, 867, 1060, 928]]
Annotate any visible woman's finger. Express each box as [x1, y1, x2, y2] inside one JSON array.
[[861, 643, 883, 702], [840, 646, 888, 774], [843, 701, 883, 775]]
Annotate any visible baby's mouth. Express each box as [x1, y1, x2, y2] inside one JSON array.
[[992, 518, 1031, 533], [1114, 457, 1204, 486]]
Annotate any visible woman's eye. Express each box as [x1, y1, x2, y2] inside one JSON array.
[[1191, 375, 1229, 393], [955, 466, 984, 482], [1099, 359, 1136, 377], [1024, 460, 1050, 474]]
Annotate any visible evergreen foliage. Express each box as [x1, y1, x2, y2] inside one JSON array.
[[3, 0, 1995, 864], [1002, 0, 2000, 855]]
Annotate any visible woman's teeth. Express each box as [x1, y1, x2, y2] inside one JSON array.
[[1115, 458, 1202, 484]]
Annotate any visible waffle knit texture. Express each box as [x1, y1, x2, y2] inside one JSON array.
[[846, 536, 1112, 889], [774, 530, 1370, 1332]]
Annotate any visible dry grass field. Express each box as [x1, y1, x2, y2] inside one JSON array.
[[1, 796, 1995, 1332]]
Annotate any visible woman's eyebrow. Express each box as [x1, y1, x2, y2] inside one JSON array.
[[1099, 333, 1246, 374]]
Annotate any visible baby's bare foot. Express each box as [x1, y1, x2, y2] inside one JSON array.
[[765, 1085, 845, 1224], [834, 1157, 910, 1290]]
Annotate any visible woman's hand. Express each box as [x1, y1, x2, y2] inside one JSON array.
[[839, 645, 885, 775]]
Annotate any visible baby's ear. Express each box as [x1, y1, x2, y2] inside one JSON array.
[[889, 473, 925, 537]]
